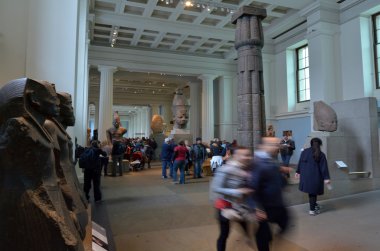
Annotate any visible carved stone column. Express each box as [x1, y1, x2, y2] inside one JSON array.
[[198, 74, 217, 142], [232, 6, 267, 150], [98, 65, 117, 142]]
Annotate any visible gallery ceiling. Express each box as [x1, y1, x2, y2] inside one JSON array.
[[87, 0, 342, 103], [89, 0, 317, 59]]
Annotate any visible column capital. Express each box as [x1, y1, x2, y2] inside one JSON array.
[[98, 65, 118, 73], [221, 75, 235, 81], [198, 74, 218, 82], [231, 6, 267, 24]]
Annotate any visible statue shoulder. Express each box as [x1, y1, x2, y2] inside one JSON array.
[[43, 119, 57, 135]]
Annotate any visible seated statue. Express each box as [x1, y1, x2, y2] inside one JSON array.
[[0, 78, 84, 251], [313, 101, 338, 132], [44, 91, 88, 239]]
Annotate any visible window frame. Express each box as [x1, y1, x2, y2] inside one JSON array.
[[372, 12, 380, 89], [296, 45, 310, 103]]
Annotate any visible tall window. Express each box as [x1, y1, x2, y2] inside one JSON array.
[[373, 12, 380, 88], [296, 45, 310, 102]]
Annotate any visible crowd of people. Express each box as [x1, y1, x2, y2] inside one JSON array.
[[160, 137, 237, 184], [78, 132, 331, 251]]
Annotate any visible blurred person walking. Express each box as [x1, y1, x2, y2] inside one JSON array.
[[295, 137, 331, 216], [250, 137, 290, 251], [211, 146, 254, 251]]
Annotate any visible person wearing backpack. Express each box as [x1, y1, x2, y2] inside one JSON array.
[[80, 140, 107, 203], [192, 137, 207, 179]]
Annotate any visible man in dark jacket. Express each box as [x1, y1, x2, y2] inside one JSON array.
[[192, 137, 207, 178], [82, 140, 107, 203], [160, 138, 174, 178], [279, 135, 295, 167], [250, 137, 290, 251]]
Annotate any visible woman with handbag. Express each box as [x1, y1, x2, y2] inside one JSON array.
[[295, 137, 331, 215], [210, 146, 254, 251]]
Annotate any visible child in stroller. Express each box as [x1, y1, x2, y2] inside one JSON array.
[[130, 150, 145, 171]]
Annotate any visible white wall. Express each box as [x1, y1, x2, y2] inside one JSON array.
[[0, 0, 28, 85]]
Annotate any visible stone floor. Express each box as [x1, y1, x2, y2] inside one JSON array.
[[89, 162, 380, 251]]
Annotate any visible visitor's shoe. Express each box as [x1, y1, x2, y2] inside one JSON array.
[[173, 181, 179, 184], [162, 176, 168, 179], [197, 176, 203, 178], [309, 210, 319, 216], [95, 199, 103, 204], [315, 204, 321, 211]]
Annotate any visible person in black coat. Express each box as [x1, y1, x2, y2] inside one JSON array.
[[295, 137, 331, 215], [83, 140, 107, 202], [249, 137, 290, 251]]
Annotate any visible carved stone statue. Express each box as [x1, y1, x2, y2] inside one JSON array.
[[106, 111, 127, 145], [0, 78, 84, 251], [107, 112, 127, 176], [151, 114, 165, 134], [44, 91, 88, 239], [171, 88, 190, 130], [266, 124, 275, 137], [314, 101, 338, 132]]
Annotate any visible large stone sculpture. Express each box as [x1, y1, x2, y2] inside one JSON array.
[[232, 6, 267, 150], [0, 78, 84, 251], [107, 112, 127, 176], [313, 101, 338, 132], [106, 112, 127, 144], [44, 91, 88, 239], [151, 114, 165, 134], [171, 88, 190, 131]]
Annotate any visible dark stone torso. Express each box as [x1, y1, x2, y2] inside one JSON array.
[[44, 119, 88, 238], [0, 117, 84, 251]]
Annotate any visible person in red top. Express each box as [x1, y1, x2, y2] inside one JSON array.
[[172, 140, 189, 184]]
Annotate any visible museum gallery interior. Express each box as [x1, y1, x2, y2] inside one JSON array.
[[1, 0, 380, 250]]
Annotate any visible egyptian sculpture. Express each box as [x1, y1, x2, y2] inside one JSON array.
[[0, 78, 84, 251], [151, 114, 165, 134], [106, 111, 127, 145], [313, 101, 338, 132], [171, 88, 190, 130], [44, 91, 88, 239]]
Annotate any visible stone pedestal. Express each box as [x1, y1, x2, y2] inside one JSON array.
[[170, 129, 193, 144], [151, 132, 166, 160]]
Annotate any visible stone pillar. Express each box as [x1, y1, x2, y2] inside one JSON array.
[[189, 82, 201, 142], [136, 107, 142, 138], [94, 100, 99, 130], [232, 6, 266, 150], [219, 76, 234, 142], [151, 104, 160, 116], [198, 74, 217, 142], [146, 106, 152, 137], [97, 65, 117, 142]]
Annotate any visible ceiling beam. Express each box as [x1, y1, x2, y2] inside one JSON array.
[[94, 11, 234, 41]]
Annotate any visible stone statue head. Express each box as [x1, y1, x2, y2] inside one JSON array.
[[172, 87, 190, 129], [57, 92, 75, 126], [113, 112, 121, 128], [313, 101, 338, 132], [174, 107, 188, 129], [151, 114, 164, 133], [0, 78, 59, 124]]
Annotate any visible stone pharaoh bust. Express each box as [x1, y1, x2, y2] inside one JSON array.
[[313, 101, 338, 132], [172, 88, 189, 130]]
